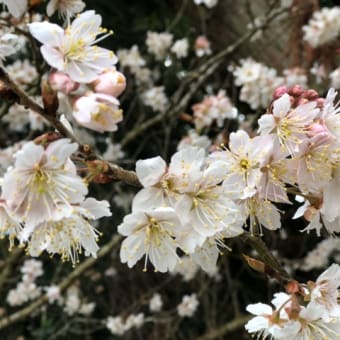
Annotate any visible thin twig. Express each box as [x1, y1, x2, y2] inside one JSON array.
[[0, 67, 75, 140], [0, 67, 141, 188], [240, 233, 290, 280], [0, 248, 23, 294], [196, 315, 251, 340], [120, 5, 289, 147]]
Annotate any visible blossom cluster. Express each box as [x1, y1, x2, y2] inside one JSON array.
[[231, 58, 284, 109], [118, 86, 340, 274], [245, 264, 340, 339], [6, 259, 43, 306], [192, 90, 237, 130], [27, 10, 126, 133], [302, 6, 340, 48], [0, 138, 111, 264]]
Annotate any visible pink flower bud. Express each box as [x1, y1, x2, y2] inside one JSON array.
[[288, 85, 304, 97], [273, 86, 288, 99], [92, 70, 126, 97], [302, 89, 319, 100], [306, 122, 331, 145], [194, 36, 212, 57], [316, 98, 325, 108], [308, 122, 326, 135], [48, 72, 79, 94], [294, 97, 308, 107], [195, 36, 210, 50]]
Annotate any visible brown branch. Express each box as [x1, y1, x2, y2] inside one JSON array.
[[0, 67, 75, 140], [0, 235, 122, 330], [0, 68, 141, 188], [0, 248, 23, 294], [108, 162, 141, 187], [240, 233, 290, 280], [196, 315, 251, 340], [120, 5, 289, 147]]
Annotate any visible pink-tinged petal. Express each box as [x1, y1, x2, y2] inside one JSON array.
[[40, 45, 64, 70], [136, 156, 166, 187], [28, 22, 64, 46], [273, 93, 291, 118]]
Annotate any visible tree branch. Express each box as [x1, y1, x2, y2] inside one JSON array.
[[196, 315, 251, 340], [240, 233, 290, 280], [120, 5, 289, 147], [0, 68, 141, 188]]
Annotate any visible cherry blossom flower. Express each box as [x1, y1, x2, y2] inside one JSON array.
[[149, 293, 163, 312], [258, 93, 320, 155], [175, 162, 244, 239], [192, 90, 237, 130], [46, 0, 85, 20], [245, 293, 299, 339], [171, 38, 189, 59], [232, 58, 284, 109], [145, 31, 173, 60], [307, 263, 340, 313], [293, 303, 340, 339], [28, 10, 117, 82], [0, 200, 22, 250], [73, 93, 123, 132], [302, 7, 340, 47], [177, 293, 199, 317], [118, 207, 183, 272], [26, 198, 110, 264], [1, 139, 88, 229], [209, 131, 272, 200], [194, 36, 212, 57], [289, 135, 333, 195], [142, 86, 169, 113]]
